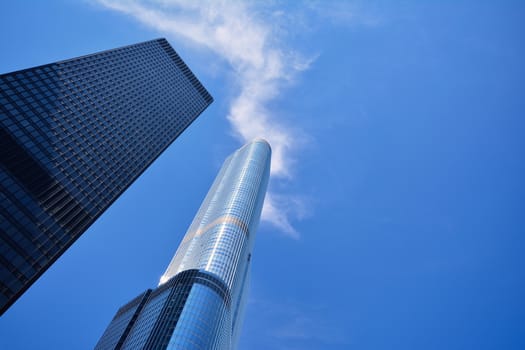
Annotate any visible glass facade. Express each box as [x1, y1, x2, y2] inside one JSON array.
[[96, 139, 271, 350], [0, 38, 213, 315]]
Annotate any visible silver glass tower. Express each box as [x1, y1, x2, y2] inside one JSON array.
[[95, 139, 271, 350]]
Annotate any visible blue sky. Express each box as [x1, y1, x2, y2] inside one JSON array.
[[1, 1, 524, 349]]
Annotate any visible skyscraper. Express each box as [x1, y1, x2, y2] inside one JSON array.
[[0, 38, 213, 315], [95, 139, 271, 350]]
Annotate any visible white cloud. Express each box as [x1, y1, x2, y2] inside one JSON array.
[[261, 193, 299, 239], [261, 192, 312, 239], [95, 0, 312, 236], [246, 297, 351, 348]]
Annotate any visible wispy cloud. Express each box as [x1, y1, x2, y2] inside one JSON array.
[[262, 193, 312, 239], [305, 0, 383, 28], [272, 314, 350, 346], [245, 297, 351, 348], [95, 0, 312, 236]]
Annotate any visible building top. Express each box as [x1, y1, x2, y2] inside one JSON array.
[[0, 38, 213, 315]]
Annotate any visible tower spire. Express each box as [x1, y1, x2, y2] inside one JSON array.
[[96, 140, 271, 350]]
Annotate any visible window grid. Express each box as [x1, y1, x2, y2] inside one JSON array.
[[0, 38, 213, 314]]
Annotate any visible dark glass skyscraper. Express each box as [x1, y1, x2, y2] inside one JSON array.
[[0, 38, 213, 315], [95, 139, 271, 350]]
